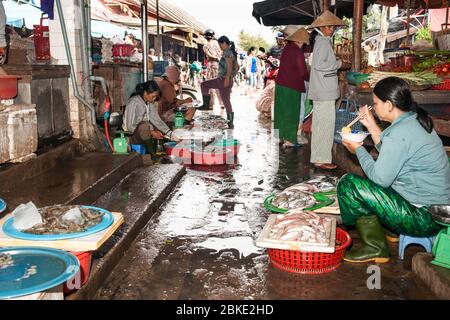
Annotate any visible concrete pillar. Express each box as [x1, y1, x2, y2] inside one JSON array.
[[48, 1, 90, 142]]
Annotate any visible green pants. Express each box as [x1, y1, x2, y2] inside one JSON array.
[[337, 173, 442, 237], [274, 84, 301, 144]]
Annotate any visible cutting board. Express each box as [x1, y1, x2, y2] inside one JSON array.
[[256, 214, 337, 253], [0, 212, 124, 251], [312, 197, 340, 215]]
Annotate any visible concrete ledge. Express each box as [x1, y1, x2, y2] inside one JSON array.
[[67, 154, 143, 206], [68, 164, 186, 300], [412, 252, 450, 300], [0, 139, 82, 183], [333, 143, 365, 177], [0, 152, 142, 210]]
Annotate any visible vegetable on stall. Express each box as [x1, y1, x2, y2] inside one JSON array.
[[368, 71, 442, 88]]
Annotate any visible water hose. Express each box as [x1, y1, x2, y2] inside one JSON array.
[[103, 98, 114, 152]]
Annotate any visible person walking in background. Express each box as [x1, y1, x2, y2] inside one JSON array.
[[273, 27, 310, 148], [245, 47, 258, 98], [203, 29, 224, 110], [197, 36, 238, 128], [256, 47, 266, 90], [308, 11, 349, 169]]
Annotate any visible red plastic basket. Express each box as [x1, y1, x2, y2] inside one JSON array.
[[268, 228, 352, 275], [63, 251, 92, 294], [431, 78, 450, 90], [112, 44, 134, 57], [33, 15, 50, 61]]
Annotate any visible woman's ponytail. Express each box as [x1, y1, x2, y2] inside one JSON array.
[[230, 41, 238, 58], [130, 80, 161, 99], [130, 82, 145, 98], [412, 102, 433, 133]]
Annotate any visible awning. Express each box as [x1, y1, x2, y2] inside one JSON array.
[[252, 0, 372, 26], [97, 0, 206, 34], [92, 0, 196, 35], [166, 34, 198, 48]]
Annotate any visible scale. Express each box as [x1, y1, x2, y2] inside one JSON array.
[[428, 205, 450, 269]]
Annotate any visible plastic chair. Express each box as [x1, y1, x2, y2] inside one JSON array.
[[398, 234, 435, 260]]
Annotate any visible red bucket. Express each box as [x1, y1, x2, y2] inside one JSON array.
[[164, 142, 192, 159], [0, 75, 20, 99], [63, 251, 92, 294], [268, 228, 352, 275], [191, 149, 233, 165]]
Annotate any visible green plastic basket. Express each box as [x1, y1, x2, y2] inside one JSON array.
[[263, 191, 336, 213]]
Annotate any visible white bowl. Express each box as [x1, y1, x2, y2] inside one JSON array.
[[338, 131, 370, 143]]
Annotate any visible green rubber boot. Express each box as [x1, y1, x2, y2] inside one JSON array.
[[344, 215, 390, 263], [197, 95, 211, 111], [383, 227, 400, 243], [227, 112, 234, 129]]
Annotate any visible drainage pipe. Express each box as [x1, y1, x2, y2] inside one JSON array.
[[55, 0, 96, 125]]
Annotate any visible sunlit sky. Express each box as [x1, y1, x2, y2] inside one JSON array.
[[168, 0, 277, 44], [3, 0, 277, 45]]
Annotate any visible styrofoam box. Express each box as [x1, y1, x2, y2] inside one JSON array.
[[0, 111, 9, 163], [7, 105, 38, 160]]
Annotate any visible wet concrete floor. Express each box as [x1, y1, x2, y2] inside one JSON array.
[[97, 86, 435, 300]]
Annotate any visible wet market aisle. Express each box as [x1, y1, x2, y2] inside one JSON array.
[[97, 86, 434, 300]]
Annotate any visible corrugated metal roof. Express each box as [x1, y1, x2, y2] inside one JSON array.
[[101, 0, 207, 34]]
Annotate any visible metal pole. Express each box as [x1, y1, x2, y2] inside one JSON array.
[[352, 0, 363, 71], [85, 0, 92, 76], [157, 0, 161, 58], [446, 0, 449, 30], [141, 0, 148, 82]]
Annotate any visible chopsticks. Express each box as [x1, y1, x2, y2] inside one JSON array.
[[345, 105, 373, 128]]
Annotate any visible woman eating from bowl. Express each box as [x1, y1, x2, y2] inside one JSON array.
[[338, 76, 450, 264]]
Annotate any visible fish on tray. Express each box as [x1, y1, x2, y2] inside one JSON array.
[[271, 176, 339, 210], [194, 114, 229, 130], [268, 210, 329, 244], [23, 205, 104, 235]]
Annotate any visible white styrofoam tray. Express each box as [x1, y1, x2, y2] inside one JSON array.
[[256, 214, 337, 253]]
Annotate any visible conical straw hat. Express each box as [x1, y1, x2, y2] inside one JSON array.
[[308, 10, 346, 29], [282, 25, 301, 37], [286, 27, 310, 44]]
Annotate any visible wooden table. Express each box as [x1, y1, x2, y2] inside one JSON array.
[[0, 212, 124, 251]]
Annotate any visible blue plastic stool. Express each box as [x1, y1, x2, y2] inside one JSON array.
[[131, 144, 146, 155], [399, 234, 435, 260]]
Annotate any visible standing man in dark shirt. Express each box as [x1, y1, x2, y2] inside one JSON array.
[[267, 32, 286, 60]]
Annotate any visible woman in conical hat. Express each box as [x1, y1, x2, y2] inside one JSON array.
[[307, 10, 347, 169], [273, 27, 310, 147]]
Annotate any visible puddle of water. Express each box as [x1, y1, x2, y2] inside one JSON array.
[[194, 236, 264, 259]]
